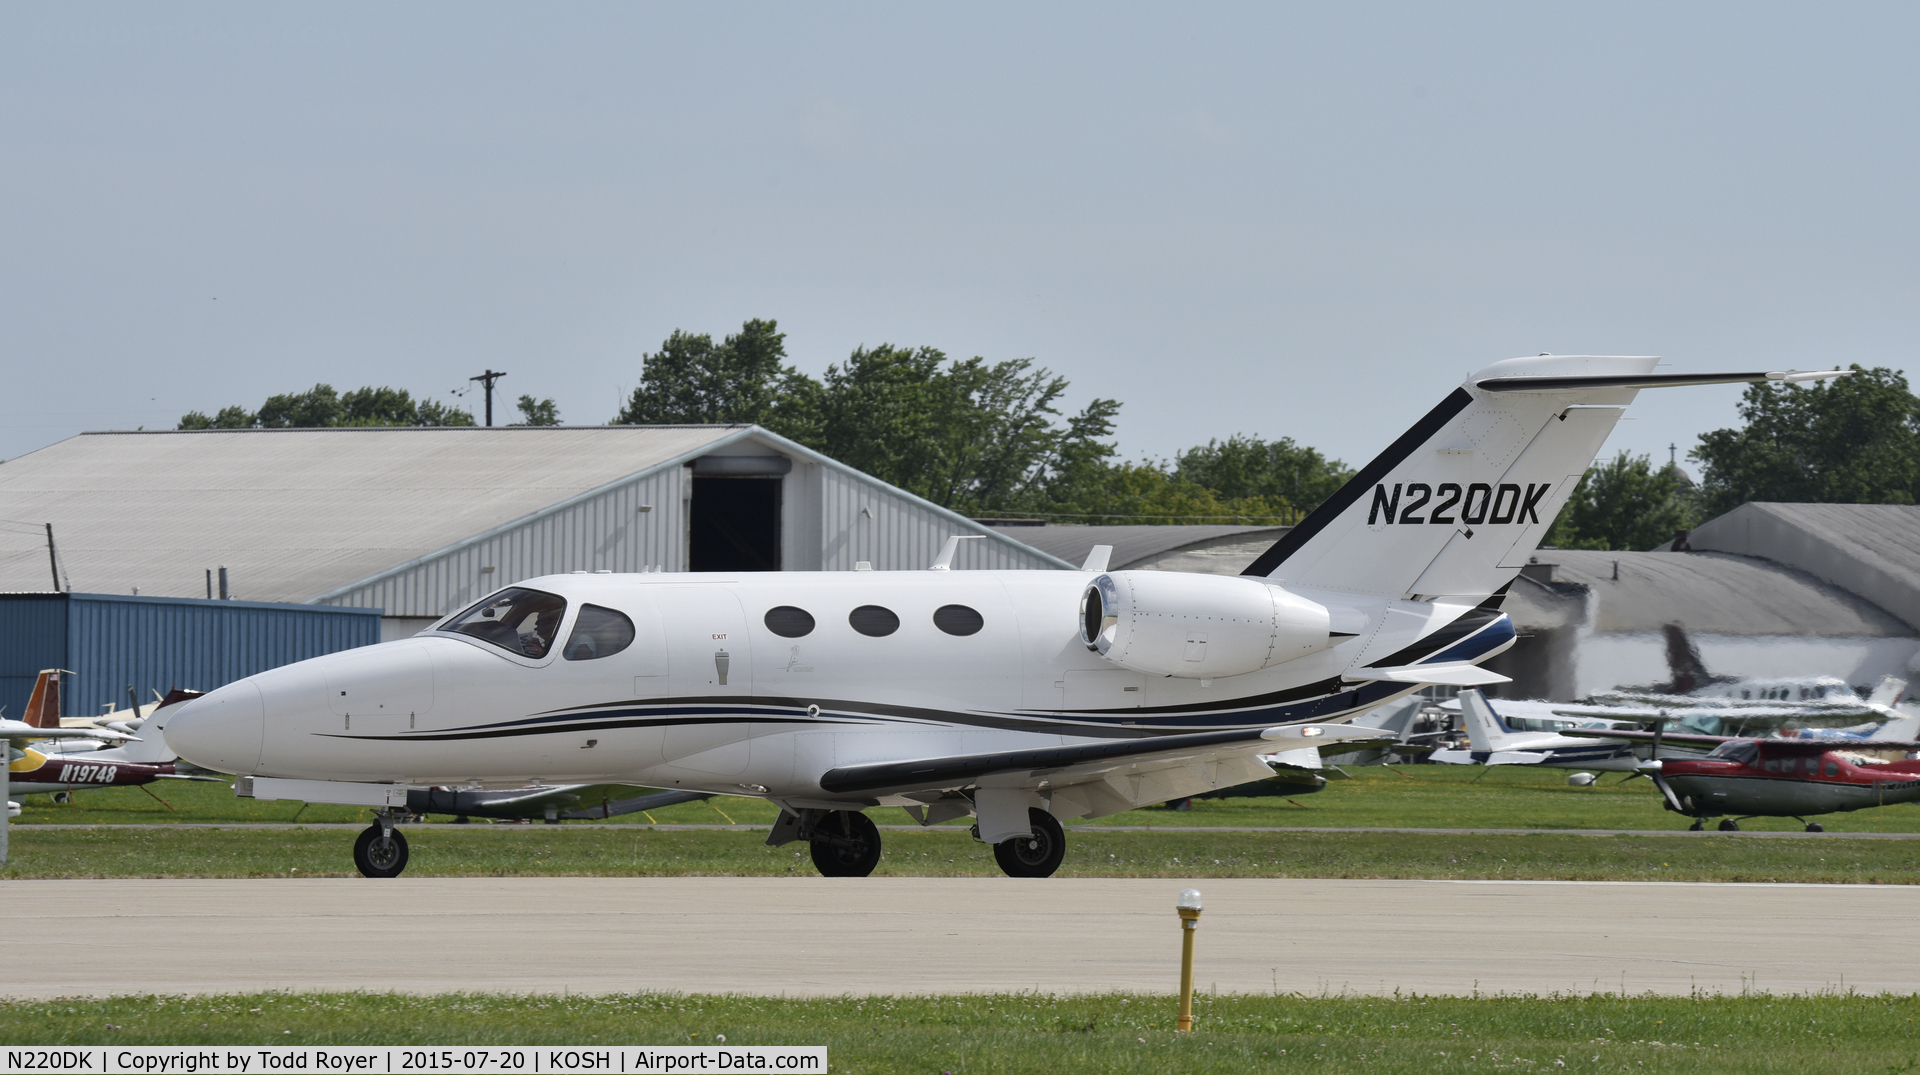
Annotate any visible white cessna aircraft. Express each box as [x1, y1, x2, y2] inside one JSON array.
[[163, 356, 1844, 878]]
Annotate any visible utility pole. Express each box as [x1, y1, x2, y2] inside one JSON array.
[[44, 523, 59, 591], [469, 369, 507, 427]]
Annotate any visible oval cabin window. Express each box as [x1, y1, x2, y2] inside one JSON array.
[[849, 605, 901, 637], [563, 604, 636, 661], [764, 606, 816, 638], [932, 604, 984, 636]]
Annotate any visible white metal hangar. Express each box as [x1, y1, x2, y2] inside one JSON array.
[[0, 425, 1069, 640]]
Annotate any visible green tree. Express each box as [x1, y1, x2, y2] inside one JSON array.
[[256, 384, 346, 428], [1175, 435, 1353, 518], [1690, 365, 1920, 517], [608, 317, 1344, 524], [415, 399, 477, 426], [178, 405, 255, 429], [1546, 451, 1696, 551], [514, 395, 561, 426], [340, 386, 419, 425], [178, 385, 472, 429], [613, 319, 800, 426]]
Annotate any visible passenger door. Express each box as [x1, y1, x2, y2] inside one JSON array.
[[656, 585, 754, 775]]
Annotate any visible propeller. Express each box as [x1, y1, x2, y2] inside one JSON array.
[[1637, 714, 1688, 814]]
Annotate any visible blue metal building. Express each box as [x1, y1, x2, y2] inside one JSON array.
[[0, 592, 381, 721]]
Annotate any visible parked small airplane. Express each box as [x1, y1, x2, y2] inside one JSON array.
[[1590, 627, 1906, 734], [3, 671, 222, 800], [1563, 725, 1920, 830], [3, 713, 138, 821], [162, 357, 1847, 877], [1428, 689, 1643, 771]]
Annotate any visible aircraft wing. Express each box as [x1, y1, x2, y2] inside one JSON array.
[[818, 723, 1387, 800], [1560, 728, 1920, 752], [0, 719, 135, 742], [1559, 728, 1727, 747], [1590, 691, 1884, 716]]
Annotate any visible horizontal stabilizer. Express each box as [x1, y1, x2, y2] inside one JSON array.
[[1476, 370, 1847, 393], [1347, 662, 1512, 686]]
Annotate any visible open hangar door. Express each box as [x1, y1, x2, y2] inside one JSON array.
[[689, 455, 791, 571]]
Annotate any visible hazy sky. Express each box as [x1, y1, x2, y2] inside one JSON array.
[[4, 3, 1916, 478]]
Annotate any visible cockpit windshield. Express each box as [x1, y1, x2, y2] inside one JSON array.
[[1707, 740, 1759, 766], [439, 587, 568, 658]]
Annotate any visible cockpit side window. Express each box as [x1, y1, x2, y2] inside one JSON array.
[[564, 604, 636, 661], [440, 587, 568, 658], [1708, 740, 1759, 766]]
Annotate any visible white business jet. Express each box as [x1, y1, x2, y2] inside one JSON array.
[[163, 357, 1846, 878]]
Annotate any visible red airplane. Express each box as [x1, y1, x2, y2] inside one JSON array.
[[7, 670, 214, 798], [1564, 726, 1920, 831]]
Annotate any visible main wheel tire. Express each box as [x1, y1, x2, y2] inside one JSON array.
[[1718, 818, 1741, 832], [353, 823, 410, 878], [809, 810, 882, 877], [992, 808, 1067, 878], [1805, 822, 1825, 832]]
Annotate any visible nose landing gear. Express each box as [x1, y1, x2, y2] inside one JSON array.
[[353, 811, 410, 878]]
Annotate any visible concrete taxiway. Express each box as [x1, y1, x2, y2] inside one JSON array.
[[6, 877, 1915, 998]]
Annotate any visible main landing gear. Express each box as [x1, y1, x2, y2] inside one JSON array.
[[1686, 815, 1824, 833], [773, 805, 1070, 878], [353, 812, 410, 878], [809, 810, 883, 877], [990, 808, 1066, 878]]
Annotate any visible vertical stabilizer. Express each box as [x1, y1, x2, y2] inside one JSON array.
[[1243, 358, 1845, 600], [22, 670, 69, 729], [1459, 689, 1515, 752], [1867, 675, 1908, 709]]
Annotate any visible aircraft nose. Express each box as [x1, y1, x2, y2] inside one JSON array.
[[164, 680, 265, 773]]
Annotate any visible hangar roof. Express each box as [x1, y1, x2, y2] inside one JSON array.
[[1507, 549, 1913, 637], [1687, 502, 1920, 632], [0, 425, 743, 603], [998, 524, 1289, 573], [0, 424, 1064, 608]]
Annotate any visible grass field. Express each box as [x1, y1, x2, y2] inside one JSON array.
[[2, 991, 1915, 1073], [20, 762, 1920, 832], [7, 823, 1920, 882]]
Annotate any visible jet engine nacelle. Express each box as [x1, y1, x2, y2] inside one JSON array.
[[1079, 571, 1336, 679]]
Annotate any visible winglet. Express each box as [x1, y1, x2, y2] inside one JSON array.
[[1080, 544, 1113, 573]]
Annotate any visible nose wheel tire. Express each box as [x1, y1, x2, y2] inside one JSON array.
[[809, 810, 882, 877], [353, 823, 410, 878], [1687, 820, 1704, 831], [1805, 822, 1824, 832], [992, 808, 1066, 878]]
